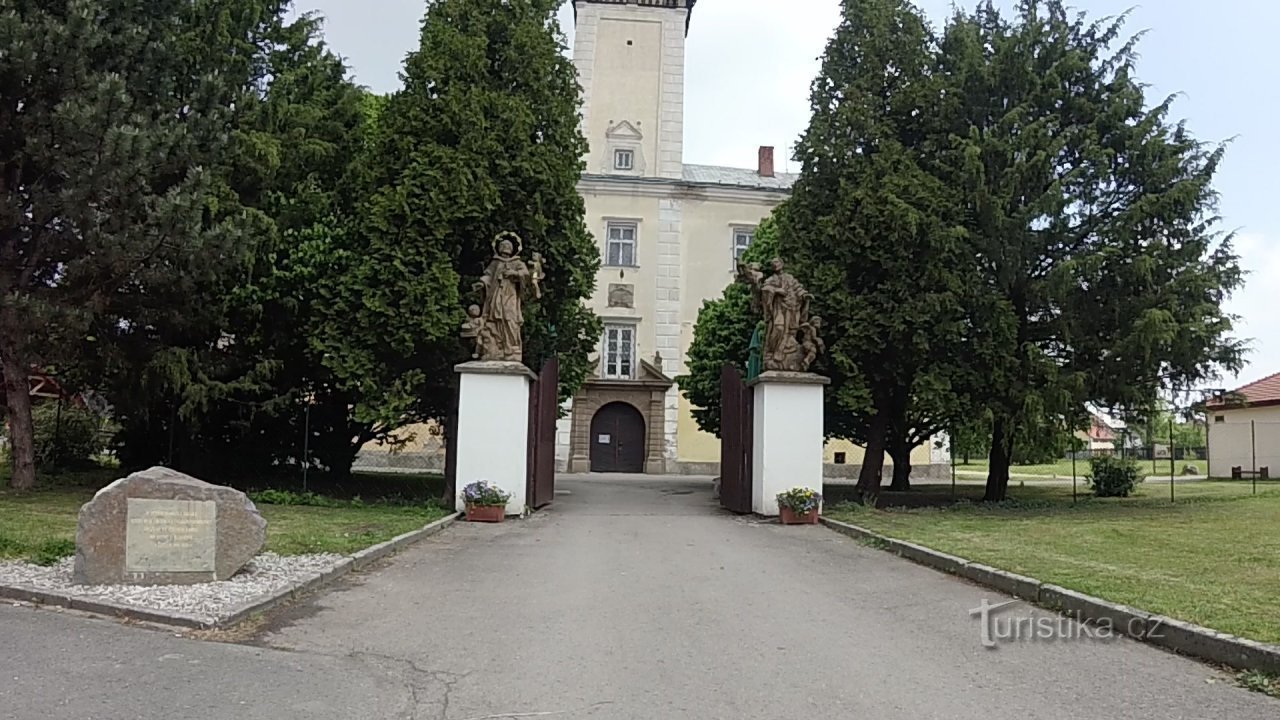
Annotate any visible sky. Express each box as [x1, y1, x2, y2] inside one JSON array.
[[293, 0, 1279, 390]]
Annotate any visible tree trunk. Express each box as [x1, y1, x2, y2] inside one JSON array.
[[856, 412, 888, 502], [984, 416, 1013, 502], [887, 441, 912, 491], [0, 324, 36, 490]]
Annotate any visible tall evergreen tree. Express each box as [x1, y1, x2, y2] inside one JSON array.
[[105, 11, 373, 478], [782, 0, 974, 495], [939, 1, 1245, 500], [324, 0, 600, 451], [0, 0, 272, 489]]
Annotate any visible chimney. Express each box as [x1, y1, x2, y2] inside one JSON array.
[[757, 146, 775, 178]]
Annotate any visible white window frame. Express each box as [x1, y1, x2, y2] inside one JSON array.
[[614, 148, 635, 171], [605, 221, 638, 267], [732, 226, 756, 265], [603, 324, 637, 380]]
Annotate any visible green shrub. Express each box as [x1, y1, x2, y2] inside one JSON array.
[[248, 489, 344, 507], [33, 402, 104, 469], [1087, 455, 1141, 497], [28, 538, 76, 566]]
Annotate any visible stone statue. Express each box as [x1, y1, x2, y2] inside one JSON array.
[[459, 304, 486, 359], [465, 232, 535, 362], [798, 316, 825, 372], [736, 257, 822, 373]]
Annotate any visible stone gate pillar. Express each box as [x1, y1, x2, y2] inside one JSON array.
[[454, 361, 536, 516], [747, 371, 829, 515]]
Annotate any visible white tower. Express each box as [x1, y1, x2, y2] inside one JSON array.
[[571, 0, 694, 180]]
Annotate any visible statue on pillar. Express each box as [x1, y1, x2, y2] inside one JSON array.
[[463, 232, 536, 363], [736, 257, 822, 373]]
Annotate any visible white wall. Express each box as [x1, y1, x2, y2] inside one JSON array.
[[1208, 406, 1280, 478], [751, 380, 825, 515], [455, 370, 530, 515]]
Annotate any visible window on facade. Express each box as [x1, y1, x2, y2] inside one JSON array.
[[614, 149, 634, 171], [1215, 415, 1225, 423], [834, 452, 847, 465], [603, 324, 636, 379], [732, 227, 755, 263], [606, 222, 637, 266]]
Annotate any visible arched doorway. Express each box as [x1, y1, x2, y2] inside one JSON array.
[[590, 402, 646, 473]]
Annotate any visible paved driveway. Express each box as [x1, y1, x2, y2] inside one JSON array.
[[2, 474, 1277, 719]]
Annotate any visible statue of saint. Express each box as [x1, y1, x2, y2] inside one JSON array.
[[759, 257, 809, 371], [736, 256, 822, 373], [469, 232, 533, 362]]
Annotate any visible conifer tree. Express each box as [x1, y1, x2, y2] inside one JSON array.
[[330, 0, 601, 441], [0, 0, 269, 489], [939, 1, 1244, 500], [783, 0, 972, 495]]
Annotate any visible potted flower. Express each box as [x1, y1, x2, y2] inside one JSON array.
[[462, 480, 511, 523], [776, 487, 822, 525]]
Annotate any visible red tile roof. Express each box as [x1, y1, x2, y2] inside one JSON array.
[[1208, 371, 1280, 409]]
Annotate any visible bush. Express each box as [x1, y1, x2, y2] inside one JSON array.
[[1087, 456, 1141, 498], [33, 401, 104, 469]]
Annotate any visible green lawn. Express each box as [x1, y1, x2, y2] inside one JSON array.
[[0, 466, 451, 564], [953, 457, 1205, 478], [826, 481, 1280, 643]]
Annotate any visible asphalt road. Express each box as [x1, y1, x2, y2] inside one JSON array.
[[3, 474, 1277, 719]]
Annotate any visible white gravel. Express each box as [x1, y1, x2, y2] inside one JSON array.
[[0, 552, 347, 625]]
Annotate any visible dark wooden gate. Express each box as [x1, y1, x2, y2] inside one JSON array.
[[589, 402, 646, 473], [720, 364, 753, 513], [527, 358, 559, 509]]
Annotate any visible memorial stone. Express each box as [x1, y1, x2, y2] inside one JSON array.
[[73, 467, 267, 585]]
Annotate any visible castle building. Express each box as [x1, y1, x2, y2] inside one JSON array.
[[550, 0, 939, 477]]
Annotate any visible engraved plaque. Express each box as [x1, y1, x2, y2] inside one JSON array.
[[607, 284, 634, 308], [125, 498, 217, 573]]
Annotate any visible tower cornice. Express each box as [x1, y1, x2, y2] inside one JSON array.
[[573, 0, 697, 34]]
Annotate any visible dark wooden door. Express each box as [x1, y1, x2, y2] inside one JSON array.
[[589, 402, 646, 473], [719, 364, 753, 513], [527, 358, 558, 509]]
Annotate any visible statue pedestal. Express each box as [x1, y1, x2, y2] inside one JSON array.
[[454, 361, 537, 516], [747, 371, 829, 516]]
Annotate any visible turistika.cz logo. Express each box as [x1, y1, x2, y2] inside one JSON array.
[[968, 598, 1165, 648]]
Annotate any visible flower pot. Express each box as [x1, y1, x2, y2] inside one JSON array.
[[466, 504, 506, 523], [779, 506, 819, 525]]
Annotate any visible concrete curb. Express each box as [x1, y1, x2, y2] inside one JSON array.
[[819, 517, 1280, 673], [2, 511, 461, 631]]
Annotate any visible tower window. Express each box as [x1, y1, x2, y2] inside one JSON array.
[[834, 452, 847, 465], [614, 149, 634, 171], [603, 324, 636, 379], [605, 222, 637, 267]]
